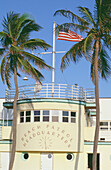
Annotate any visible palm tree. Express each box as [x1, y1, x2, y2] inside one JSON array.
[[54, 0, 111, 169], [0, 12, 51, 170]]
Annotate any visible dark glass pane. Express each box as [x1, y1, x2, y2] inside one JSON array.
[[20, 117, 24, 123], [20, 112, 24, 116], [100, 127, 108, 130], [8, 120, 13, 126], [34, 111, 40, 115], [71, 112, 76, 117], [63, 117, 68, 122], [34, 117, 40, 122], [4, 120, 7, 126], [100, 122, 108, 126], [63, 111, 68, 116], [26, 111, 31, 116], [24, 153, 29, 159], [66, 154, 73, 160], [88, 154, 99, 170], [71, 118, 76, 123], [43, 116, 49, 121], [43, 110, 49, 115], [52, 116, 58, 122], [26, 117, 30, 122], [0, 120, 3, 126]]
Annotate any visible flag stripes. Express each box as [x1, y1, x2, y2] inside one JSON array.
[[57, 30, 83, 42]]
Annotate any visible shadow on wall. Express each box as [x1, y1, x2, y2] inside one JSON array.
[[74, 102, 82, 170], [9, 101, 34, 163]]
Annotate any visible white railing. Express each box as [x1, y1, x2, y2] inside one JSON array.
[[5, 83, 95, 102]]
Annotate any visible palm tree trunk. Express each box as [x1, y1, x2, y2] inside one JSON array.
[[9, 66, 18, 170], [92, 40, 100, 170]]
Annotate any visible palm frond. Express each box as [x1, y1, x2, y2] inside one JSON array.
[[21, 39, 52, 50], [78, 7, 95, 28], [98, 48, 111, 79], [17, 20, 42, 43], [17, 57, 44, 83], [54, 9, 89, 27], [4, 59, 12, 89], [20, 51, 51, 69], [0, 56, 6, 84], [55, 23, 90, 35], [60, 40, 85, 71], [0, 48, 6, 56]]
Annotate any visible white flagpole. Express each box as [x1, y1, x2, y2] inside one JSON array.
[[52, 21, 56, 96]]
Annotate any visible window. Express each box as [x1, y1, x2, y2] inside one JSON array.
[[71, 112, 76, 123], [19, 110, 77, 123], [88, 154, 100, 170], [34, 111, 40, 122], [20, 112, 24, 123], [52, 110, 59, 122], [26, 111, 31, 122], [100, 122, 108, 130], [62, 111, 69, 122], [21, 152, 29, 160], [66, 153, 74, 161], [43, 110, 49, 122]]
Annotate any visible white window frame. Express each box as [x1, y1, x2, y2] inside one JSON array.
[[19, 110, 76, 124]]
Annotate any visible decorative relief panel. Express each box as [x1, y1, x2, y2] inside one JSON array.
[[16, 122, 83, 152]]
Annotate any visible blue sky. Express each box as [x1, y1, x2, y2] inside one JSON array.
[[0, 0, 111, 97]]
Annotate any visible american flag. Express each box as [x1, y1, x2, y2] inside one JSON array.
[[57, 30, 83, 42]]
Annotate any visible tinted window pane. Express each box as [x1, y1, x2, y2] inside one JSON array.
[[8, 120, 13, 126], [63, 111, 68, 116], [26, 111, 31, 116], [34, 117, 40, 122], [100, 122, 108, 126], [71, 112, 76, 117], [71, 118, 76, 123], [26, 117, 30, 122], [63, 117, 68, 122], [52, 116, 58, 122], [34, 111, 40, 115], [43, 116, 49, 121], [20, 117, 24, 123], [100, 127, 108, 130], [20, 112, 24, 116], [43, 111, 49, 115]]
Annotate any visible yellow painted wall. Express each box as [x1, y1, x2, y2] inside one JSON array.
[[0, 144, 11, 152], [53, 153, 84, 170], [2, 126, 12, 140], [84, 144, 111, 170], [84, 127, 95, 141], [12, 152, 84, 170], [13, 152, 40, 170], [16, 122, 83, 152], [16, 101, 85, 152]]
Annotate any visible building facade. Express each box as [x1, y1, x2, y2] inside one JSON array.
[[0, 83, 111, 170]]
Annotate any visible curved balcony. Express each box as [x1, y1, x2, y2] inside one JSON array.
[[5, 83, 95, 102]]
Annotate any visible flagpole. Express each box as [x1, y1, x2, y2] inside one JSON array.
[[52, 21, 56, 97]]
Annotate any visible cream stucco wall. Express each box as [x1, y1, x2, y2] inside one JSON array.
[[2, 126, 12, 140], [53, 152, 84, 170], [12, 152, 84, 170], [13, 152, 40, 170], [16, 122, 83, 152], [84, 127, 95, 141], [16, 100, 85, 153], [84, 143, 111, 170]]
